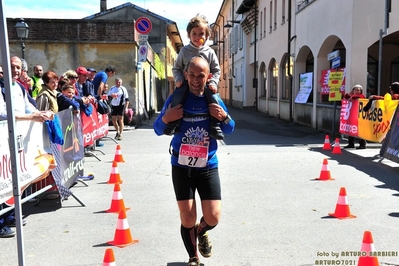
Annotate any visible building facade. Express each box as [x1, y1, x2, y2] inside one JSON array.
[[214, 0, 399, 134], [5, 1, 183, 123]]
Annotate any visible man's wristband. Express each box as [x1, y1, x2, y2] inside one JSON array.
[[222, 114, 231, 124]]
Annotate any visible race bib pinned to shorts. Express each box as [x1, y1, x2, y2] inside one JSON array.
[[178, 144, 208, 168]]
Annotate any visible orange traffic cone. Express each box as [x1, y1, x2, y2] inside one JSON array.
[[107, 210, 139, 248], [107, 161, 123, 184], [331, 138, 342, 154], [315, 158, 334, 181], [322, 135, 332, 150], [357, 231, 379, 266], [114, 144, 125, 163], [329, 187, 356, 219], [106, 183, 130, 213], [102, 248, 116, 266]]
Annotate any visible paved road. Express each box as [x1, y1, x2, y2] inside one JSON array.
[[2, 107, 399, 266]]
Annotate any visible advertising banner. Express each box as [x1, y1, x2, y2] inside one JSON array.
[[339, 99, 360, 137], [357, 96, 398, 142], [295, 73, 313, 103], [0, 121, 54, 205]]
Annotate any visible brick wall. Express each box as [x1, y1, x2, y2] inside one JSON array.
[[7, 18, 135, 43]]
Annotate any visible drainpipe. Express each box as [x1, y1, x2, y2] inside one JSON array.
[[253, 2, 258, 111], [377, 0, 389, 96], [288, 0, 293, 122]]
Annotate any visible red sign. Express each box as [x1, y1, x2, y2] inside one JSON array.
[[135, 17, 152, 34]]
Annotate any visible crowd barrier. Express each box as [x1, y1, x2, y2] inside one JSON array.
[[0, 104, 109, 211], [339, 94, 399, 163]]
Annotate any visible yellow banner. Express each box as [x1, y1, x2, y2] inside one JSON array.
[[357, 94, 399, 142], [328, 87, 342, 101], [328, 71, 344, 88]]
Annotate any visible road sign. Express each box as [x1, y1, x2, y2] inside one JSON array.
[[135, 17, 152, 34], [138, 44, 148, 62], [138, 34, 148, 41], [332, 56, 341, 69], [327, 50, 339, 61]]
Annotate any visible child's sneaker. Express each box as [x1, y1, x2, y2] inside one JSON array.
[[163, 120, 180, 135], [210, 120, 224, 140]]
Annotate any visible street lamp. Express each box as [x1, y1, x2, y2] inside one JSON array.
[[224, 20, 241, 28], [14, 18, 29, 59]]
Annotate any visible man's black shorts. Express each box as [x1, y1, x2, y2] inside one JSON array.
[[172, 165, 221, 201], [111, 105, 124, 116]]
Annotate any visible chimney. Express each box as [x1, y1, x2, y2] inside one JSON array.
[[100, 0, 107, 12]]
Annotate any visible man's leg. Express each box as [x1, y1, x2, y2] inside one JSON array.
[[196, 200, 221, 258], [112, 115, 119, 139], [172, 166, 200, 263], [117, 115, 124, 140], [178, 199, 198, 260]]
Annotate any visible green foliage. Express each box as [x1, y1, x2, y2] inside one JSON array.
[[154, 51, 165, 79]]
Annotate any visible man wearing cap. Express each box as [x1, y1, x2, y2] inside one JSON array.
[[86, 68, 97, 82], [75, 67, 96, 104]]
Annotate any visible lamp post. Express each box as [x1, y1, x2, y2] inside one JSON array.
[[224, 20, 241, 28], [14, 18, 29, 59]]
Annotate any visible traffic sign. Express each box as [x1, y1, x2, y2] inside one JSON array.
[[138, 44, 148, 62], [135, 17, 152, 34], [332, 56, 341, 69], [327, 50, 339, 61]]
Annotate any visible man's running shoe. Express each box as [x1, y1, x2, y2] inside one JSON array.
[[198, 231, 212, 258], [188, 256, 200, 266]]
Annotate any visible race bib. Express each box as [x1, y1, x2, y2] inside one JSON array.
[[177, 144, 208, 168]]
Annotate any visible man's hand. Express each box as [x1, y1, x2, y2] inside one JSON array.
[[162, 104, 183, 124], [208, 103, 227, 121]]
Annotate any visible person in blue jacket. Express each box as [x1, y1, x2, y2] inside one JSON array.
[[153, 56, 234, 266]]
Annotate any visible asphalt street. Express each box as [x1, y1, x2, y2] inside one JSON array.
[[1, 107, 399, 266]]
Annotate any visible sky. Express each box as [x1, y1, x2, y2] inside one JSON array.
[[3, 0, 224, 45]]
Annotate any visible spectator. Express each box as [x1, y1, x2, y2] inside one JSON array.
[[369, 82, 399, 157], [0, 56, 53, 238], [58, 83, 92, 116], [92, 66, 115, 99], [63, 70, 79, 97], [17, 59, 32, 95], [75, 67, 96, 104], [0, 56, 52, 121], [30, 65, 44, 98], [92, 66, 116, 147], [86, 67, 97, 82], [107, 78, 129, 140], [344, 84, 367, 149], [36, 71, 60, 113]]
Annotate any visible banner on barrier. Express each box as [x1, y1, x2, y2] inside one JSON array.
[[357, 95, 398, 142], [383, 107, 399, 163], [82, 104, 109, 147], [339, 99, 360, 137], [50, 109, 85, 199], [0, 121, 54, 205], [340, 96, 399, 142]]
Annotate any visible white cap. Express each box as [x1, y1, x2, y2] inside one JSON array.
[[353, 84, 362, 89]]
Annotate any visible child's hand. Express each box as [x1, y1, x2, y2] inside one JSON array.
[[208, 84, 218, 93], [176, 80, 183, 88]]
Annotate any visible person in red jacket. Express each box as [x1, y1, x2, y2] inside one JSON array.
[[344, 84, 367, 149]]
